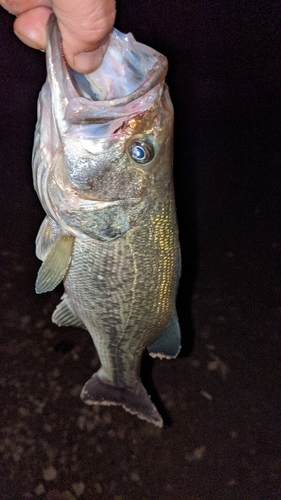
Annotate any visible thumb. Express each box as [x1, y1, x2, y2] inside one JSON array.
[[52, 0, 116, 73]]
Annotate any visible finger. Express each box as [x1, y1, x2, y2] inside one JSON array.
[[8, 0, 116, 73], [13, 6, 52, 50], [0, 0, 50, 16], [52, 0, 116, 73]]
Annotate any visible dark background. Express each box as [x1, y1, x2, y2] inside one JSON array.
[[0, 1, 280, 499]]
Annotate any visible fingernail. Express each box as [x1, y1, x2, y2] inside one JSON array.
[[74, 45, 105, 74], [14, 30, 44, 51]]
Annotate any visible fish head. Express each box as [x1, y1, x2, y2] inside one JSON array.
[[33, 16, 174, 241], [62, 90, 173, 202]]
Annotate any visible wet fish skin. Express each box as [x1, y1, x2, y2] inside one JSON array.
[[33, 15, 181, 426]]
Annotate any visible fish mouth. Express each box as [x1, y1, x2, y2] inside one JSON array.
[[46, 15, 168, 123], [69, 52, 168, 107]]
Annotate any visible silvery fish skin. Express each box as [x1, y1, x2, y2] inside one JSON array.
[[32, 15, 181, 427]]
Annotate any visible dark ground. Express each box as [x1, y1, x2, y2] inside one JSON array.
[[0, 2, 280, 499]]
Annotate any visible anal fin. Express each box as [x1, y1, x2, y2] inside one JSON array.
[[52, 293, 85, 329], [147, 316, 181, 359]]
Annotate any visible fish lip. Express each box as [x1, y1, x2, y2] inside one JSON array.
[[64, 87, 164, 125]]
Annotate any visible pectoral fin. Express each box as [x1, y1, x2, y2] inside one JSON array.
[[35, 216, 60, 261], [52, 293, 85, 329], [35, 217, 54, 261], [35, 232, 75, 294], [147, 316, 181, 359]]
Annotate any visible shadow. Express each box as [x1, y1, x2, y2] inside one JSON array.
[[54, 339, 76, 354], [140, 351, 173, 427]]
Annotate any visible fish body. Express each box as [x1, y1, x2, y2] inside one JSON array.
[[33, 15, 181, 426]]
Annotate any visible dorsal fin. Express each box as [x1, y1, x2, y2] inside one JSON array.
[[147, 316, 181, 359]]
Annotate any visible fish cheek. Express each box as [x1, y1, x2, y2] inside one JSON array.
[[83, 159, 151, 201], [65, 145, 150, 201]]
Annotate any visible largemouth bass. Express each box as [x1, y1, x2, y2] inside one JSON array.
[[32, 14, 181, 427]]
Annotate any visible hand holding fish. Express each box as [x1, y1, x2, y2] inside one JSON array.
[[0, 0, 116, 72]]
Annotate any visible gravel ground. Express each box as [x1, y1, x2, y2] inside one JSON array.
[[0, 3, 280, 499], [0, 228, 280, 499]]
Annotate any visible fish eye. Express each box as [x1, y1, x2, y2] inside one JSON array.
[[128, 140, 154, 164]]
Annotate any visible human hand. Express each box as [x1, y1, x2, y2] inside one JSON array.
[[0, 0, 116, 73]]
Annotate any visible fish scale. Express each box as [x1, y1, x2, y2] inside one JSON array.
[[33, 15, 181, 426], [64, 198, 179, 388]]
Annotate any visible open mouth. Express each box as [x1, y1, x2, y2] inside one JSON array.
[[67, 29, 168, 105]]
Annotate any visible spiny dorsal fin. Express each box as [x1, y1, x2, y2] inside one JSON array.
[[35, 232, 75, 294], [52, 293, 85, 329]]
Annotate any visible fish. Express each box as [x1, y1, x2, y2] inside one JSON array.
[[32, 14, 181, 427]]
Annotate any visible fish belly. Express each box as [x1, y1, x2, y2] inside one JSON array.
[[64, 198, 179, 382]]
